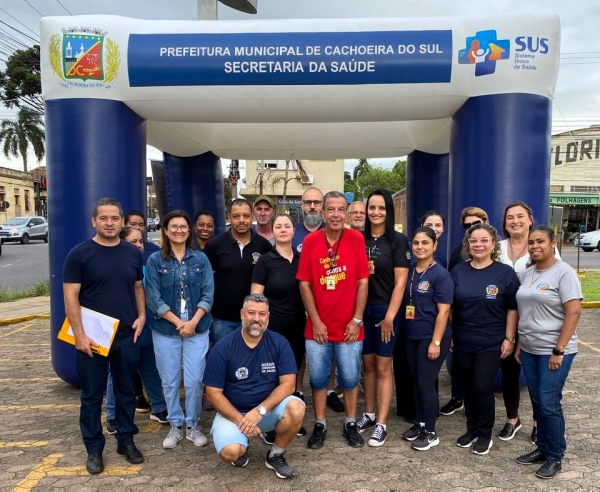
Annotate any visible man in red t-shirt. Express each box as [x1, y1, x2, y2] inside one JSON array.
[[297, 191, 369, 449]]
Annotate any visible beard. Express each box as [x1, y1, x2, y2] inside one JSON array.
[[243, 321, 267, 338], [303, 212, 322, 228]]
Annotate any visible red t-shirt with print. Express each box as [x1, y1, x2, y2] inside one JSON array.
[[296, 228, 370, 342]]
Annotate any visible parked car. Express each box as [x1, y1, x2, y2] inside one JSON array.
[[0, 216, 49, 244], [147, 218, 156, 232], [154, 217, 161, 230], [574, 229, 600, 252]]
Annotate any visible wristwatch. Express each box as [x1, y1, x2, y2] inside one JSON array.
[[552, 348, 565, 356], [431, 340, 441, 347], [257, 404, 267, 416], [352, 318, 363, 327], [505, 337, 516, 344]]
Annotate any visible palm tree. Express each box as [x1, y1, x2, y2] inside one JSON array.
[[352, 158, 371, 181], [0, 108, 45, 173]]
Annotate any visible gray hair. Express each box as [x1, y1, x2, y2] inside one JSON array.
[[242, 293, 269, 309], [323, 191, 347, 209]]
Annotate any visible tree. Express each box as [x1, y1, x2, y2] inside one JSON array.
[[352, 158, 372, 181], [355, 162, 407, 198], [0, 108, 45, 173], [0, 45, 43, 114], [223, 175, 233, 205]]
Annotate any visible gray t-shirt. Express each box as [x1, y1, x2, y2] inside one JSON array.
[[516, 261, 582, 355]]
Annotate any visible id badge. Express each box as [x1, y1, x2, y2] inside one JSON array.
[[405, 305, 415, 320], [368, 260, 375, 275], [326, 276, 336, 290], [180, 298, 188, 321]]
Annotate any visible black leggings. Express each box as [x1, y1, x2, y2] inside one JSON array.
[[268, 313, 306, 371], [406, 337, 451, 432], [455, 349, 501, 439], [500, 351, 521, 420], [393, 333, 416, 420]]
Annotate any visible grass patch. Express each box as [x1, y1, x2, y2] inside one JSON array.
[[0, 280, 50, 302], [580, 271, 600, 302]]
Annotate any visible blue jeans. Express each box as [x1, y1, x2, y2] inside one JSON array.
[[520, 350, 576, 461], [152, 330, 209, 428], [305, 339, 363, 390], [106, 341, 167, 420], [76, 335, 139, 453], [211, 319, 240, 345]]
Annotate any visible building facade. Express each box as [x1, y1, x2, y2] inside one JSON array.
[[240, 159, 344, 222], [0, 166, 48, 223], [550, 126, 600, 235]]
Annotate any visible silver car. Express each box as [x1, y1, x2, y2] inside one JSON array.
[[0, 216, 49, 244]]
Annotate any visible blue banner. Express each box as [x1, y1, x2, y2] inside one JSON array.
[[127, 30, 452, 87]]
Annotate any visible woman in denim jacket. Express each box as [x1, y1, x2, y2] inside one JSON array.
[[146, 210, 214, 450]]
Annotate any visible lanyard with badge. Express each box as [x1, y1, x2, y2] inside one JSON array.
[[406, 261, 434, 320], [324, 230, 343, 290], [367, 239, 378, 275]]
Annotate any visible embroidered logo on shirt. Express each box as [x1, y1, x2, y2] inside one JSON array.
[[251, 252, 261, 264], [417, 281, 430, 292], [261, 362, 276, 374], [485, 285, 498, 299], [235, 367, 249, 380]]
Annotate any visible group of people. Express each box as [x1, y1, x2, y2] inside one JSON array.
[[63, 191, 581, 481]]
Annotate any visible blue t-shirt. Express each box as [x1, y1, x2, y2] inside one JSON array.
[[292, 221, 325, 253], [402, 263, 454, 340], [203, 329, 297, 413], [63, 239, 144, 339], [451, 261, 519, 353]]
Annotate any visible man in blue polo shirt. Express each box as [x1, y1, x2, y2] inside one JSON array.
[[204, 199, 272, 345], [204, 294, 305, 479]]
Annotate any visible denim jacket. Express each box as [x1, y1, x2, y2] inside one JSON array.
[[145, 248, 214, 337]]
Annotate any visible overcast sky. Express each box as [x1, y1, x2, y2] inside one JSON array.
[[1, 0, 598, 174]]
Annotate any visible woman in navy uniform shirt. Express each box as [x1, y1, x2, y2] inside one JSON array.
[[451, 223, 519, 456], [401, 226, 454, 451]]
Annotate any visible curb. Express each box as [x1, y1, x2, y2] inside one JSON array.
[[0, 313, 50, 326], [582, 302, 600, 309]]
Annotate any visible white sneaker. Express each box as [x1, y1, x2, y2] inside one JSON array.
[[186, 426, 208, 447], [163, 425, 184, 449]]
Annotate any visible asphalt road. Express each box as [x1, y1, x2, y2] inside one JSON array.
[[0, 236, 599, 290]]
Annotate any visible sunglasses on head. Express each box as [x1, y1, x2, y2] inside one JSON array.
[[463, 220, 483, 230]]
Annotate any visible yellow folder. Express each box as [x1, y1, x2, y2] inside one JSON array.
[[58, 307, 119, 357]]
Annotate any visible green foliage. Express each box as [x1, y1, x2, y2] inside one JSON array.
[[580, 271, 600, 302], [0, 45, 43, 114], [345, 159, 407, 200], [0, 279, 50, 302], [0, 108, 45, 173]]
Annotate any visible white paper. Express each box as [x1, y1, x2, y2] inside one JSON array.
[[67, 307, 117, 349]]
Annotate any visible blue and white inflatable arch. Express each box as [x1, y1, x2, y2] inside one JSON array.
[[41, 15, 560, 385]]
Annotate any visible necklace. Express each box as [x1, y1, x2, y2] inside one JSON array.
[[528, 259, 558, 287], [371, 231, 385, 241], [508, 238, 527, 268]]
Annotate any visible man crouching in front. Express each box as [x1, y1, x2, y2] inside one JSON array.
[[203, 293, 305, 479]]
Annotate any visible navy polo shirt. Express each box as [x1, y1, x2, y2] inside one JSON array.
[[204, 229, 272, 321]]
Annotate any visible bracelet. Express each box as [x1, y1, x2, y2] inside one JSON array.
[[505, 337, 516, 344], [552, 348, 565, 356]]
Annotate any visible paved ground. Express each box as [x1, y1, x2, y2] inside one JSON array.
[[0, 303, 599, 491]]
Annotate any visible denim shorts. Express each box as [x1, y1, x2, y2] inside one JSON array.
[[305, 339, 363, 390], [210, 395, 305, 453], [362, 304, 400, 358]]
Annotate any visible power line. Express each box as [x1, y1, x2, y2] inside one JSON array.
[[23, 0, 44, 17], [55, 0, 72, 15], [0, 20, 39, 43], [0, 8, 39, 38]]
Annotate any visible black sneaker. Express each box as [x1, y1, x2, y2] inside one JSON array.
[[472, 436, 493, 455], [135, 395, 151, 414], [356, 413, 376, 433], [265, 451, 295, 479], [517, 448, 545, 465], [439, 397, 464, 416], [456, 430, 478, 448], [326, 392, 345, 413], [498, 419, 522, 441], [149, 410, 169, 424], [106, 419, 116, 435], [307, 423, 328, 449], [231, 449, 249, 467], [411, 429, 440, 451], [402, 423, 422, 442], [260, 430, 276, 445], [293, 391, 305, 402], [296, 426, 307, 437], [535, 460, 562, 479], [342, 422, 364, 448], [367, 424, 387, 447]]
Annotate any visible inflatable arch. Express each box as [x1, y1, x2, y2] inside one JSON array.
[[41, 15, 560, 385]]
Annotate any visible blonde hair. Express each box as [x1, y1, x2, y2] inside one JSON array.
[[461, 207, 488, 223]]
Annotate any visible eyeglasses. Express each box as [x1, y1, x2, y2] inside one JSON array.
[[468, 238, 491, 245], [302, 200, 322, 206], [168, 224, 190, 232], [463, 220, 483, 230]]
